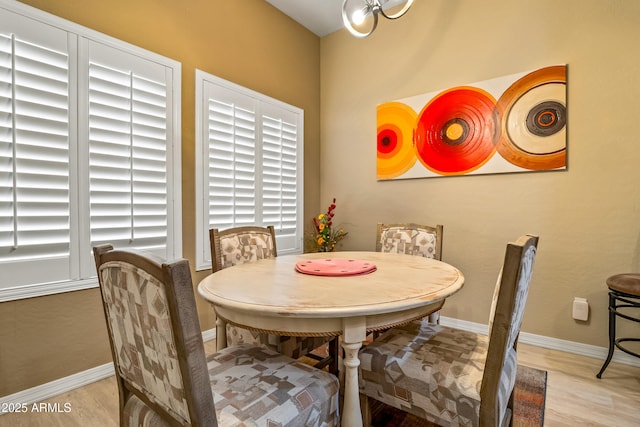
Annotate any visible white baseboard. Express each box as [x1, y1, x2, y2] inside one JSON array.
[[3, 321, 639, 407], [1, 363, 115, 406], [440, 316, 640, 368], [0, 330, 218, 406], [201, 327, 217, 343]]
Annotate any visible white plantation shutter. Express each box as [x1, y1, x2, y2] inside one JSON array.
[[206, 91, 257, 230], [0, 17, 73, 287], [261, 108, 299, 238], [0, 2, 181, 301], [88, 61, 168, 252], [0, 35, 70, 256], [195, 71, 303, 270]]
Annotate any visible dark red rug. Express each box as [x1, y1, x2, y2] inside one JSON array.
[[368, 364, 547, 426]]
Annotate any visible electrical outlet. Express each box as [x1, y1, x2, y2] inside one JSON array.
[[572, 297, 589, 321]]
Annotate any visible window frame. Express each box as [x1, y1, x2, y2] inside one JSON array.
[[0, 0, 182, 302], [194, 70, 304, 271]]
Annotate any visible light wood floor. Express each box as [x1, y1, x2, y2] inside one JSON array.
[[1, 341, 639, 426]]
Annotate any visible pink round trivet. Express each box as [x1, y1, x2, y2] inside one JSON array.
[[295, 258, 377, 276]]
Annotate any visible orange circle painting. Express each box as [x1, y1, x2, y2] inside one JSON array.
[[414, 86, 499, 175], [376, 102, 418, 179], [496, 65, 567, 170]]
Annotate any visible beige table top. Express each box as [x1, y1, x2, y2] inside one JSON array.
[[198, 250, 464, 321]]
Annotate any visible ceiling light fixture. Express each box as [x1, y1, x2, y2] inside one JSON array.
[[342, 0, 414, 38]]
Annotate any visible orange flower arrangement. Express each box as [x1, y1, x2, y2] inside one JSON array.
[[308, 198, 348, 252]]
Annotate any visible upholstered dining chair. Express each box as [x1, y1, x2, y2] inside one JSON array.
[[210, 225, 339, 375], [93, 244, 340, 426], [376, 223, 443, 260], [376, 223, 444, 324], [359, 234, 539, 427]]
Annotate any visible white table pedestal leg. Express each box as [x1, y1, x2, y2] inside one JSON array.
[[342, 317, 366, 427], [342, 341, 363, 427]]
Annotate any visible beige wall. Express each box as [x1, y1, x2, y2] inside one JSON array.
[[4, 0, 640, 398], [320, 0, 640, 346], [1, 0, 321, 396]]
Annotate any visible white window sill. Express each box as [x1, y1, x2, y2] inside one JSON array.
[[0, 278, 99, 302]]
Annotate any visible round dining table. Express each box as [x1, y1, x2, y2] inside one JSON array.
[[197, 251, 464, 427]]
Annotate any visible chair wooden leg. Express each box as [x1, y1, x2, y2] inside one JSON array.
[[328, 336, 339, 376], [506, 387, 515, 426], [501, 408, 513, 427], [306, 337, 340, 376], [215, 316, 227, 351], [360, 394, 372, 427]]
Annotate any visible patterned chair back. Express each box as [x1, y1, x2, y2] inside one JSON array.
[[480, 234, 538, 426], [210, 225, 277, 272], [209, 225, 276, 347], [376, 223, 443, 260], [93, 245, 216, 426]]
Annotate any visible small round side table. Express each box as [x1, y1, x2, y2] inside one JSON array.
[[596, 273, 640, 378]]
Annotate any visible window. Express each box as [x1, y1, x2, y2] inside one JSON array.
[[195, 70, 303, 270], [0, 2, 181, 301]]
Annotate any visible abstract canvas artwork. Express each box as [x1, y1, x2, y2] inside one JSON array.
[[377, 65, 567, 180]]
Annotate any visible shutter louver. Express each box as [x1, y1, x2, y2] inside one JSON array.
[[262, 114, 298, 235], [0, 34, 70, 261], [89, 62, 168, 251], [207, 97, 256, 230]]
